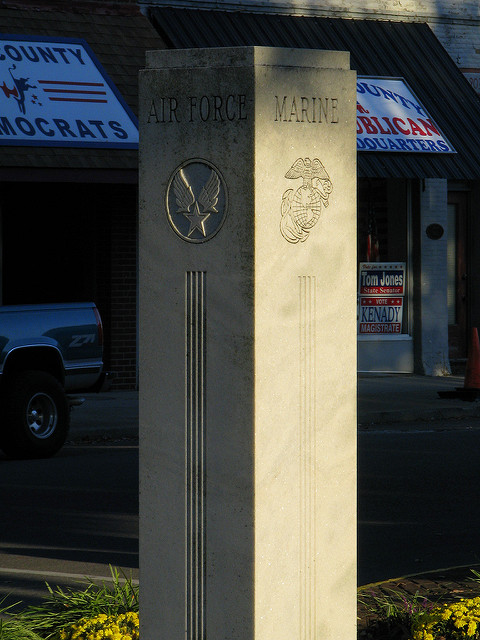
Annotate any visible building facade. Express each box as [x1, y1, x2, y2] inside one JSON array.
[[2, 0, 480, 383], [141, 0, 480, 376], [0, 1, 163, 388]]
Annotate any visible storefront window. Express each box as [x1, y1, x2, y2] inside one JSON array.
[[357, 178, 409, 335], [358, 179, 408, 264]]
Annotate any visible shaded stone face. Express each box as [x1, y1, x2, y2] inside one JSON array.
[[139, 46, 357, 640]]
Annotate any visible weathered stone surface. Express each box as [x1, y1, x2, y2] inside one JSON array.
[[139, 46, 357, 640]]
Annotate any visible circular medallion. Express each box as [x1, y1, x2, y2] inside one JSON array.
[[166, 159, 228, 243], [426, 223, 444, 240]]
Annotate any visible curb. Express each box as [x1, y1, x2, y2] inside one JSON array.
[[66, 427, 139, 443], [358, 563, 480, 591]]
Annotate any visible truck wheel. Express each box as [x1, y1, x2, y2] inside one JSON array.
[[0, 370, 70, 459]]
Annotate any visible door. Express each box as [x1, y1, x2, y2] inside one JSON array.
[[447, 191, 468, 360]]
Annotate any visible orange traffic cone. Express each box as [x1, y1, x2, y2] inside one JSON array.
[[464, 327, 480, 389]]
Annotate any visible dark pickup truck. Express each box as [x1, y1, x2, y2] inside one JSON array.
[[0, 302, 108, 458]]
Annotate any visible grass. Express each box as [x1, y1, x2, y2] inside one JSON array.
[[358, 586, 437, 639], [0, 618, 43, 640], [0, 567, 138, 640]]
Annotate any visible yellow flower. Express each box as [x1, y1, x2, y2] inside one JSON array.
[[467, 620, 477, 636], [56, 612, 139, 640]]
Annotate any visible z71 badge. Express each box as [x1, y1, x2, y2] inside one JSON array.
[[166, 159, 228, 243]]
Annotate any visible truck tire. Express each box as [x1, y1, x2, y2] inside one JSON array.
[[0, 370, 70, 459]]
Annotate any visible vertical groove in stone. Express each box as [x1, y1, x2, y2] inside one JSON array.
[[185, 271, 207, 640], [299, 275, 317, 640]]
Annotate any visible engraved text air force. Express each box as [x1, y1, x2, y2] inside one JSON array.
[[148, 94, 338, 243]]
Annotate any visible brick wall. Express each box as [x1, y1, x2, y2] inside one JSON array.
[[93, 184, 138, 390], [159, 0, 478, 22], [108, 188, 138, 389], [171, 0, 480, 70]]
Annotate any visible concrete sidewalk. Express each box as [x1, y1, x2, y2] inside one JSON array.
[[68, 390, 139, 441], [358, 373, 480, 426], [67, 373, 480, 440]]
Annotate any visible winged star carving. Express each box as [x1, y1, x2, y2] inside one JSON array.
[[173, 168, 220, 237]]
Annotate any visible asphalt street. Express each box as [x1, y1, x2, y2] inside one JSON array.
[[1, 375, 480, 610], [358, 423, 480, 585], [0, 439, 138, 610]]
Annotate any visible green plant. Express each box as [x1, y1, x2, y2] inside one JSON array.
[[9, 567, 138, 640], [358, 572, 480, 639], [470, 569, 480, 587], [0, 618, 43, 640], [358, 587, 435, 639], [0, 599, 42, 640]]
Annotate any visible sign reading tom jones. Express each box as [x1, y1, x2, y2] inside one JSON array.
[[358, 263, 406, 334], [357, 77, 455, 153], [0, 35, 138, 148]]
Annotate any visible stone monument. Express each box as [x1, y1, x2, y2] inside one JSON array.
[[139, 47, 357, 639]]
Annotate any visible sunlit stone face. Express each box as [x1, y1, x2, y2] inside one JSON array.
[[139, 46, 357, 640]]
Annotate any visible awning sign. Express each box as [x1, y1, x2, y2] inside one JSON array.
[[357, 76, 455, 154], [0, 35, 138, 148], [358, 297, 403, 334]]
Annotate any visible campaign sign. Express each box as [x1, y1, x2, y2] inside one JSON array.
[[356, 76, 455, 153], [358, 297, 403, 334], [0, 35, 138, 148], [359, 262, 406, 296]]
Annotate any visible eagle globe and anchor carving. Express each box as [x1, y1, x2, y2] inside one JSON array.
[[166, 156, 332, 244], [280, 157, 333, 244]]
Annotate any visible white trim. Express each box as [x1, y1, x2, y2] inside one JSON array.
[[358, 335, 413, 341], [140, 0, 480, 25]]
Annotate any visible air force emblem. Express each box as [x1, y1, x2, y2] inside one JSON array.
[[166, 159, 227, 243], [280, 157, 333, 244]]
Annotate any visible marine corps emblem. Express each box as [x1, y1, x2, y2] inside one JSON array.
[[166, 159, 227, 243], [280, 157, 333, 243]]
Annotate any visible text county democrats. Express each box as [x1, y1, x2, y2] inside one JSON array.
[[356, 77, 455, 153], [0, 36, 138, 148]]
